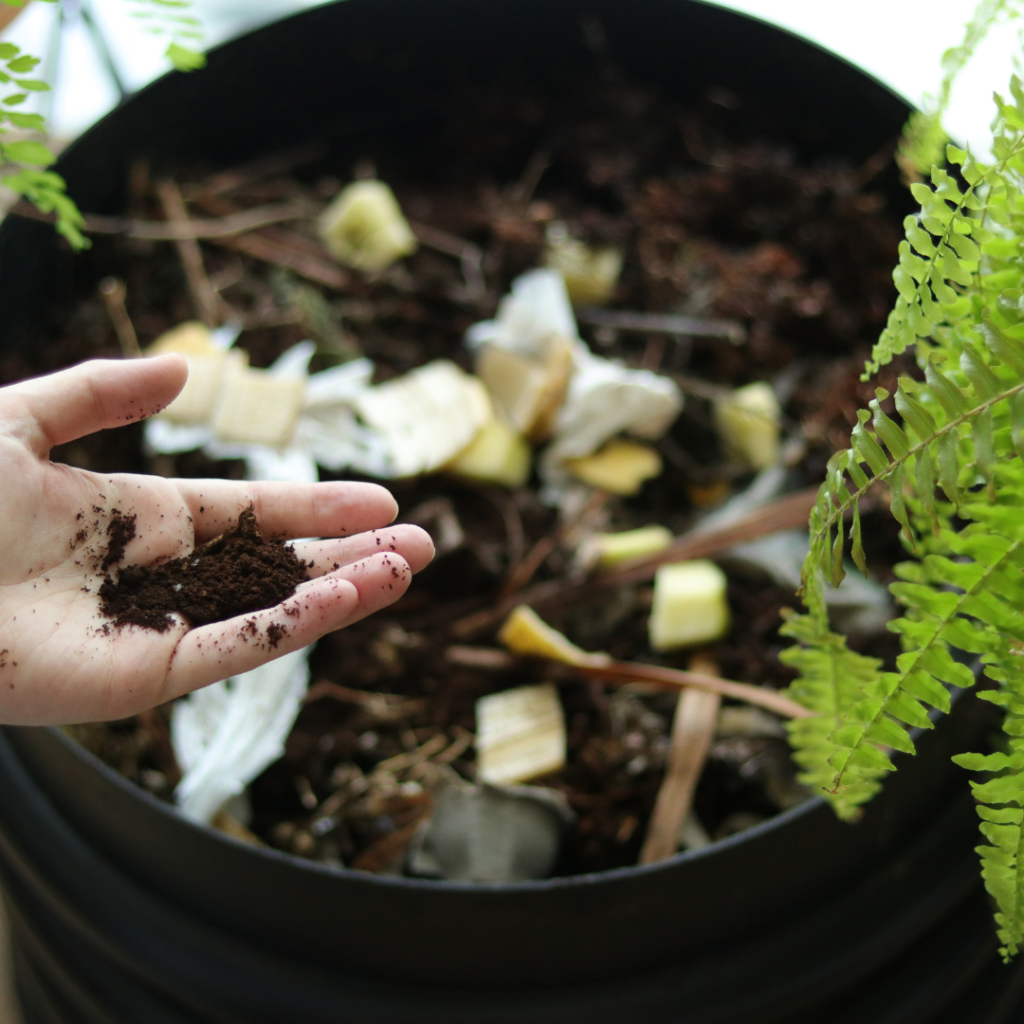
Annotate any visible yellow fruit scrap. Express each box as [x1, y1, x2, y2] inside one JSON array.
[[713, 381, 781, 470], [592, 525, 673, 568], [544, 222, 622, 306], [498, 605, 608, 667], [475, 683, 567, 786], [147, 321, 216, 357], [475, 333, 575, 443], [212, 364, 307, 447], [146, 322, 249, 426], [318, 180, 417, 273], [564, 439, 662, 495], [445, 415, 532, 489], [648, 560, 731, 652]]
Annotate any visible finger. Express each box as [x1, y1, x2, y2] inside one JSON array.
[[293, 524, 434, 577], [0, 356, 187, 458], [174, 479, 399, 544], [164, 551, 413, 698]]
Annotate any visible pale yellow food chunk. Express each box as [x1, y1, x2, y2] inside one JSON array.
[[544, 224, 622, 306], [212, 365, 307, 447], [445, 415, 531, 489], [147, 320, 216, 357], [147, 323, 249, 427], [564, 439, 662, 495], [593, 525, 673, 568], [649, 560, 731, 652], [354, 360, 492, 477], [498, 605, 606, 667], [475, 333, 574, 443], [714, 382, 781, 470], [475, 683, 567, 786], [318, 180, 417, 273]]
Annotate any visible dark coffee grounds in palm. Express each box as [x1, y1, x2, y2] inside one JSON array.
[[98, 507, 311, 632]]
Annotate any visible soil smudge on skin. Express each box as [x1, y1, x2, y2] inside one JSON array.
[[100, 510, 137, 570], [98, 507, 310, 632]]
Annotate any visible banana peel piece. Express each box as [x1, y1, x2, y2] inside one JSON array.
[[649, 560, 731, 652], [591, 525, 673, 568], [147, 321, 248, 426], [353, 360, 491, 477], [475, 683, 567, 786], [498, 605, 609, 668], [445, 414, 532, 489], [714, 381, 781, 470], [564, 439, 662, 495], [212, 362, 307, 447], [318, 179, 417, 273]]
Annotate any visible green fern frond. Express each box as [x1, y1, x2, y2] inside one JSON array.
[[865, 142, 1018, 378], [779, 611, 886, 820], [123, 0, 206, 70], [897, 0, 1024, 183]]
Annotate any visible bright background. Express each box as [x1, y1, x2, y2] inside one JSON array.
[[0, 0, 1022, 155]]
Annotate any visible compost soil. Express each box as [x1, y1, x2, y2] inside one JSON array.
[[6, 52, 911, 877], [97, 507, 310, 632]]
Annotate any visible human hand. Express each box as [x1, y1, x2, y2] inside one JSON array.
[[0, 356, 434, 725]]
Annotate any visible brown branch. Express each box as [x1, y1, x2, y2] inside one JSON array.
[[191, 193, 350, 292], [98, 277, 141, 357], [442, 645, 809, 719], [451, 486, 818, 639], [8, 198, 315, 241], [573, 660, 810, 719], [156, 180, 219, 327], [639, 652, 721, 864], [576, 308, 746, 344]]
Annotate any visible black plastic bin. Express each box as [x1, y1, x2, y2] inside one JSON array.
[[1, 1, 1022, 1020]]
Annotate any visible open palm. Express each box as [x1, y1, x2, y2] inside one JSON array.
[[0, 355, 433, 725]]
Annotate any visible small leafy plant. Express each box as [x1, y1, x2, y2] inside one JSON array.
[[785, 9, 1024, 961], [0, 0, 204, 248]]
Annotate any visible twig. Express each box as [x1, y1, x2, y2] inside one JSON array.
[[184, 144, 325, 199], [571, 659, 809, 720], [8, 198, 315, 241], [156, 180, 220, 328], [596, 486, 819, 588], [410, 221, 486, 301], [98, 278, 141, 357], [639, 652, 721, 864], [507, 151, 550, 211], [576, 308, 746, 345], [303, 680, 428, 721], [479, 488, 526, 584], [450, 487, 818, 638], [442, 645, 808, 719], [192, 193, 350, 292], [445, 645, 517, 670], [373, 733, 449, 774], [501, 489, 609, 598]]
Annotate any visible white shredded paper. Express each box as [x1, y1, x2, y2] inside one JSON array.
[[172, 647, 311, 825]]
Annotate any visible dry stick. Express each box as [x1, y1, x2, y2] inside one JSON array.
[[501, 489, 609, 599], [574, 660, 809, 721], [450, 486, 818, 639], [639, 652, 721, 865], [442, 646, 808, 720], [576, 308, 746, 345], [156, 180, 220, 328], [410, 221, 486, 300], [193, 193, 351, 292], [98, 277, 141, 357], [8, 198, 314, 241], [206, 230, 350, 291]]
